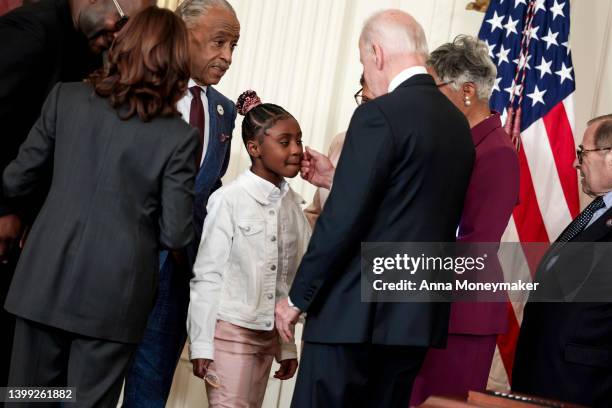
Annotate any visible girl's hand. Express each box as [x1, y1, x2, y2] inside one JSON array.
[[191, 358, 213, 379], [274, 358, 298, 380]]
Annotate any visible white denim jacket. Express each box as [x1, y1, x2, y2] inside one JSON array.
[[188, 170, 311, 361]]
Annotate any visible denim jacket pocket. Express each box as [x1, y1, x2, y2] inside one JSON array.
[[237, 221, 264, 236]]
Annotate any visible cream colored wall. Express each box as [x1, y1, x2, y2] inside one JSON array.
[[571, 0, 612, 207], [155, 1, 612, 407], [158, 0, 612, 204]]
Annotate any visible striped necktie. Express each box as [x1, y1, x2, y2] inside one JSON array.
[[556, 196, 605, 243]]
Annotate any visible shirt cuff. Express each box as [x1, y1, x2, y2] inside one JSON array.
[[275, 340, 298, 362], [287, 296, 302, 312], [189, 342, 215, 361]]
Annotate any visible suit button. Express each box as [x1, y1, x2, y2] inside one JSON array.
[[269, 210, 275, 216], [266, 321, 272, 328], [270, 265, 276, 271], [271, 236, 276, 242], [267, 293, 274, 300], [244, 226, 251, 232]]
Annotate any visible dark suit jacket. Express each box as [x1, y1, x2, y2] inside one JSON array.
[[512, 204, 612, 407], [192, 87, 236, 237], [2, 82, 199, 343], [0, 0, 100, 217], [159, 85, 236, 272], [289, 74, 475, 347]]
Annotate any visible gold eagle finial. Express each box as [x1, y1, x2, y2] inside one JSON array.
[[466, 0, 490, 12]]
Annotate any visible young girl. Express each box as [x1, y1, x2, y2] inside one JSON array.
[[187, 90, 311, 407]]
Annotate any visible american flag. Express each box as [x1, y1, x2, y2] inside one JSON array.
[[477, 0, 579, 390]]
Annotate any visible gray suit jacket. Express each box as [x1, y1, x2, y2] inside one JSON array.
[[2, 82, 199, 343]]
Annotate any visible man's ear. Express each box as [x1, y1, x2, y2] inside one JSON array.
[[246, 139, 261, 159], [425, 65, 436, 78], [373, 43, 384, 71]]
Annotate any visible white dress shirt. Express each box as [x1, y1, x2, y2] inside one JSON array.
[[545, 191, 612, 272], [177, 79, 210, 167], [388, 65, 428, 93], [188, 170, 312, 361], [586, 190, 612, 228]]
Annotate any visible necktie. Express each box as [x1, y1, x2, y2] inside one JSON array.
[[189, 86, 205, 167], [556, 196, 606, 242]]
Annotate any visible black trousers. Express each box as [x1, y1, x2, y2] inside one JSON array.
[[7, 317, 136, 408], [1, 256, 18, 387], [291, 342, 427, 408]]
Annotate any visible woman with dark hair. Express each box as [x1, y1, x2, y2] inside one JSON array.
[[2, 6, 198, 406]]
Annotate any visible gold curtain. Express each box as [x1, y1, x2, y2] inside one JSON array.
[[157, 0, 180, 11]]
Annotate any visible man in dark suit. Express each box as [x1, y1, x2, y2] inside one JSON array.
[[275, 9, 474, 408], [0, 0, 153, 386], [513, 114, 612, 407], [122, 1, 239, 406]]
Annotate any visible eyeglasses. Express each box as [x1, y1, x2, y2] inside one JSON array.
[[354, 88, 371, 106], [111, 0, 129, 30], [576, 144, 612, 164], [435, 81, 452, 88]]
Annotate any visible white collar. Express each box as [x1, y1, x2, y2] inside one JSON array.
[[388, 66, 428, 93], [188, 78, 208, 95], [601, 190, 612, 209], [240, 169, 290, 205]]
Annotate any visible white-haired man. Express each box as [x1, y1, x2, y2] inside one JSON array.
[[122, 1, 239, 406], [275, 9, 474, 407]]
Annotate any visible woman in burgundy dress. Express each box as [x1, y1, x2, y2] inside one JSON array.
[[410, 35, 520, 405]]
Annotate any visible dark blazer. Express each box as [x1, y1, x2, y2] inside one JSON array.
[[512, 203, 612, 407], [159, 85, 236, 271], [289, 74, 475, 347], [193, 86, 236, 237], [0, 0, 100, 217], [2, 82, 199, 343]]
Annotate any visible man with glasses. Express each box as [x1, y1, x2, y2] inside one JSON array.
[[513, 115, 612, 406], [277, 10, 474, 407], [0, 0, 153, 386]]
